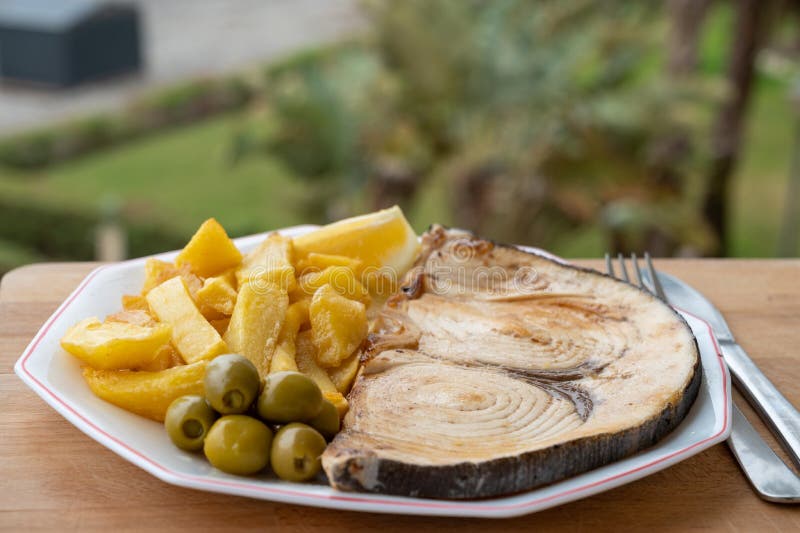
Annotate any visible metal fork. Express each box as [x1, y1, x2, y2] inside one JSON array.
[[605, 252, 800, 503]]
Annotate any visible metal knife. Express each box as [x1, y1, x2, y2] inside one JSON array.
[[727, 403, 800, 502], [654, 271, 800, 471]]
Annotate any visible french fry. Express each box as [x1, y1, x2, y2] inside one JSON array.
[[296, 252, 363, 276], [177, 264, 204, 301], [236, 233, 296, 291], [310, 284, 367, 368], [136, 343, 183, 372], [324, 391, 349, 418], [196, 275, 238, 317], [121, 294, 150, 313], [269, 299, 310, 373], [270, 345, 297, 374], [296, 331, 348, 416], [82, 360, 207, 422], [105, 309, 157, 327], [224, 281, 288, 378], [61, 317, 172, 370], [209, 317, 231, 337], [218, 267, 238, 291], [140, 259, 203, 302], [146, 277, 228, 363], [141, 259, 180, 294], [327, 352, 360, 394], [175, 218, 243, 277], [294, 266, 370, 306]]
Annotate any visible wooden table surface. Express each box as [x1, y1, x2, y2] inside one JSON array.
[[2, 260, 799, 532]]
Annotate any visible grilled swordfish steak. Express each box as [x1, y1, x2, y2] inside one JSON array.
[[322, 226, 701, 499]]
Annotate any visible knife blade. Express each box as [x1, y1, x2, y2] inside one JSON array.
[[650, 270, 800, 471], [728, 403, 800, 503]]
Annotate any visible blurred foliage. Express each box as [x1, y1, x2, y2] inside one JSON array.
[[230, 43, 383, 221], [235, 0, 722, 254], [0, 195, 187, 263], [0, 76, 253, 170], [0, 239, 45, 275]]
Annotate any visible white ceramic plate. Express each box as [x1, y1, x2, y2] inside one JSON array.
[[15, 226, 731, 518]]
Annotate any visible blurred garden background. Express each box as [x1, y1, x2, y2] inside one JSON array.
[[0, 0, 798, 275]]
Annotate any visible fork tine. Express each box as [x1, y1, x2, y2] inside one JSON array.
[[604, 253, 614, 277], [617, 253, 630, 282], [631, 253, 646, 291], [645, 252, 667, 301]]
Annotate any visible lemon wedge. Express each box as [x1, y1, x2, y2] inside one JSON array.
[[292, 206, 420, 298]]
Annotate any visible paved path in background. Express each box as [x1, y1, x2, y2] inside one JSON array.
[[0, 0, 361, 136]]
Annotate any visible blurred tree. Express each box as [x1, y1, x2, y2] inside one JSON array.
[[236, 0, 720, 254], [668, 0, 713, 75], [231, 45, 383, 221], [368, 0, 717, 253], [703, 0, 775, 255]]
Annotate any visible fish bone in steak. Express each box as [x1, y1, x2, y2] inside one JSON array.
[[322, 226, 701, 499]]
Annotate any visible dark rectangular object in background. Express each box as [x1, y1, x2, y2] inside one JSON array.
[[0, 0, 142, 88]]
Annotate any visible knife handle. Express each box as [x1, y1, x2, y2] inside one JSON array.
[[721, 340, 800, 470]]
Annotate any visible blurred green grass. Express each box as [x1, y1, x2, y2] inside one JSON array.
[[0, 72, 793, 259], [0, 238, 45, 273], [0, 115, 309, 238]]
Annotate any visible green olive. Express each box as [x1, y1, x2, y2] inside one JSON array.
[[203, 415, 273, 475], [257, 371, 323, 423], [204, 353, 261, 414], [165, 395, 218, 451], [308, 399, 340, 440], [270, 423, 327, 482]]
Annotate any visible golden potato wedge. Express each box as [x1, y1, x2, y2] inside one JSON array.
[[224, 281, 288, 377], [285, 298, 310, 331], [294, 266, 370, 306], [270, 346, 298, 373], [121, 294, 150, 313], [209, 317, 231, 337], [61, 317, 172, 370], [269, 299, 310, 373], [175, 218, 243, 277], [146, 277, 228, 363], [296, 331, 348, 416], [310, 284, 367, 368], [82, 360, 207, 422], [196, 275, 237, 317], [236, 233, 296, 291], [177, 264, 204, 301], [324, 391, 349, 418], [296, 252, 363, 276], [140, 260, 203, 301], [218, 267, 238, 291], [327, 352, 360, 394], [141, 259, 180, 294], [136, 343, 183, 372], [105, 309, 157, 327]]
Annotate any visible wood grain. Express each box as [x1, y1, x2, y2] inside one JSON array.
[[1, 260, 799, 532]]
